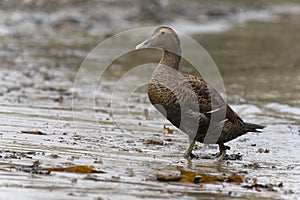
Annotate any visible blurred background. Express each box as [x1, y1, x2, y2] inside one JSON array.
[[0, 0, 299, 199], [1, 0, 299, 123]]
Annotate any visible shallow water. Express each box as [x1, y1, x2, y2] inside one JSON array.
[[0, 4, 300, 200], [197, 14, 300, 126]]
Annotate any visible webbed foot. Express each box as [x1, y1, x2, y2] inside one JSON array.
[[216, 143, 230, 161]]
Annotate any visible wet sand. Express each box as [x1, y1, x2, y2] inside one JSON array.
[[0, 1, 300, 200]]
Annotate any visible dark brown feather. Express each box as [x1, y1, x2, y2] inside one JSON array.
[[137, 26, 264, 156]]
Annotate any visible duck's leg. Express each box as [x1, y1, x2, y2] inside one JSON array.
[[184, 136, 196, 158], [216, 143, 230, 160]]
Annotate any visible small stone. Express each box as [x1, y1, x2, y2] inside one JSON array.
[[145, 137, 164, 145], [50, 154, 59, 159], [264, 149, 270, 153], [258, 148, 264, 153]]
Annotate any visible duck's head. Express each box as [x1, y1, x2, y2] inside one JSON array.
[[136, 26, 181, 55]]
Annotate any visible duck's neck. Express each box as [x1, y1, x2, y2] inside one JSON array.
[[159, 50, 181, 71]]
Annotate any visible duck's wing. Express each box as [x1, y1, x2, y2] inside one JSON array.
[[182, 74, 243, 124]]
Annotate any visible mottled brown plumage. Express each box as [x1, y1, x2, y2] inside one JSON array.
[[136, 26, 264, 159]]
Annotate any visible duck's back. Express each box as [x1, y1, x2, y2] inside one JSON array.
[[148, 69, 251, 143]]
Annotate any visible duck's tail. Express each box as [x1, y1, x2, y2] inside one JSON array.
[[245, 122, 265, 132]]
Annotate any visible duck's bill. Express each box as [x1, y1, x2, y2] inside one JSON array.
[[135, 39, 149, 49]]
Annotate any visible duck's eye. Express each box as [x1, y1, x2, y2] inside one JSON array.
[[160, 31, 165, 35]]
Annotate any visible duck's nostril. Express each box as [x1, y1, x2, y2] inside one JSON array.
[[136, 40, 149, 49]]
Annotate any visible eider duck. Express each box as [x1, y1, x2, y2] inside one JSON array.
[[136, 26, 264, 159]]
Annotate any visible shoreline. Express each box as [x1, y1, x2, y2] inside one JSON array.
[[0, 2, 299, 39]]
